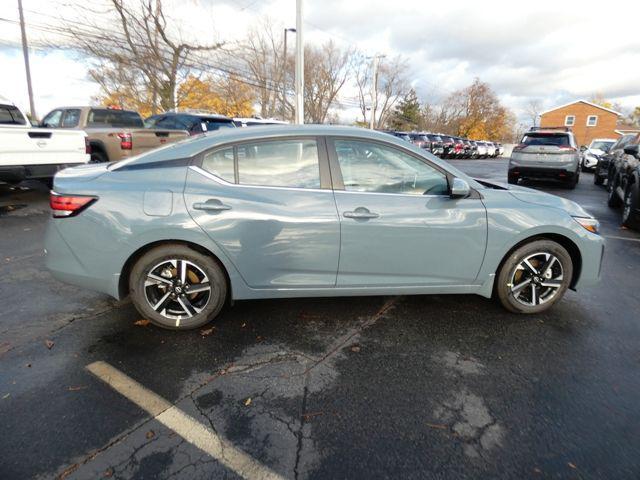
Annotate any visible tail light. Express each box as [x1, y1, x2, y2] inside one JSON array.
[[85, 137, 91, 154], [118, 132, 133, 150], [512, 143, 527, 151], [558, 146, 577, 151], [50, 193, 97, 218]]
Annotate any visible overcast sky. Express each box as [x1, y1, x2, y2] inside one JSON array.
[[2, 0, 640, 123]]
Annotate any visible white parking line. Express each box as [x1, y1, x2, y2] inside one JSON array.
[[605, 235, 640, 243], [86, 361, 286, 480]]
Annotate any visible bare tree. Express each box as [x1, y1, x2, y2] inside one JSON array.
[[303, 41, 355, 123], [55, 0, 222, 114], [355, 55, 410, 129], [525, 99, 542, 128]]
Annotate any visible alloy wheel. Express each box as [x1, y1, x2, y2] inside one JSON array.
[[508, 252, 564, 307], [143, 259, 212, 322]]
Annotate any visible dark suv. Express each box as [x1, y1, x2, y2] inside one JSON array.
[[145, 112, 235, 136], [606, 135, 640, 228], [594, 134, 636, 186], [408, 132, 432, 150]]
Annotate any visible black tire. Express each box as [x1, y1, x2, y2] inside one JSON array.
[[622, 182, 640, 230], [90, 150, 108, 163], [567, 173, 579, 189], [129, 245, 227, 330], [507, 171, 518, 185], [607, 175, 622, 208], [496, 239, 573, 314], [594, 173, 604, 186]]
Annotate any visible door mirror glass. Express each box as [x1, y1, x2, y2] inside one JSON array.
[[450, 178, 470, 199]]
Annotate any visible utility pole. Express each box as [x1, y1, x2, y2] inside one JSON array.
[[283, 28, 296, 121], [369, 54, 384, 130], [294, 0, 304, 125], [17, 0, 36, 120]]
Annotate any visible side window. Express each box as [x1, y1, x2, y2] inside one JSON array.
[[334, 139, 449, 195], [236, 139, 320, 188], [61, 109, 81, 128], [202, 148, 235, 183], [0, 105, 27, 125], [155, 116, 179, 129], [42, 109, 62, 128]]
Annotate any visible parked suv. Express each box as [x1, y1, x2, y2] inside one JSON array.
[[509, 128, 580, 188], [145, 112, 235, 135], [408, 132, 432, 150], [594, 134, 636, 186], [606, 134, 640, 215], [426, 134, 444, 156]]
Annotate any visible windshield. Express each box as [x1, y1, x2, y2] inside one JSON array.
[[521, 133, 570, 147], [590, 140, 615, 152], [203, 119, 235, 131]]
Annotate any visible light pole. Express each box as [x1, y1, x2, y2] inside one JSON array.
[[369, 54, 385, 130], [283, 27, 296, 120], [294, 0, 304, 125], [17, 0, 36, 120]]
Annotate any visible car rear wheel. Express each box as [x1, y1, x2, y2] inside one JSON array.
[[607, 176, 622, 208], [129, 245, 227, 330], [622, 183, 640, 230], [496, 240, 573, 314], [568, 173, 579, 189], [594, 172, 604, 185]]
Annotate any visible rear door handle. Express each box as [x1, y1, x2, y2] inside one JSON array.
[[343, 207, 379, 219], [193, 199, 232, 212]]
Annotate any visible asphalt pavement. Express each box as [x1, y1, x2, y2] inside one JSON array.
[[1, 160, 639, 479]]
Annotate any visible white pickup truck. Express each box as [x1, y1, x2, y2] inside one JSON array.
[[0, 96, 89, 184]]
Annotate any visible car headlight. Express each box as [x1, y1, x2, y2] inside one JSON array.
[[573, 217, 600, 234]]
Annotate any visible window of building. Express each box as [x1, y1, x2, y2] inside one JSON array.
[[564, 115, 575, 127], [586, 115, 598, 127]]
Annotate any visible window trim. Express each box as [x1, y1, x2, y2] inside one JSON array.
[[326, 136, 454, 197], [195, 135, 332, 190], [564, 115, 576, 127], [586, 115, 598, 127]]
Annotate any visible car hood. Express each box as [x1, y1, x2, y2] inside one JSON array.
[[587, 148, 604, 156], [478, 179, 593, 218]]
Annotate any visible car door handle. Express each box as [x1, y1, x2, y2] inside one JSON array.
[[193, 199, 232, 212], [343, 208, 379, 219]]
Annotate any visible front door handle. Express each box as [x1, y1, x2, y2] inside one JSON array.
[[343, 207, 379, 219], [193, 199, 232, 212]]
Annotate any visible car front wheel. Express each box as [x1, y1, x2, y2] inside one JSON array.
[[129, 245, 227, 330], [496, 240, 573, 314], [622, 182, 640, 230]]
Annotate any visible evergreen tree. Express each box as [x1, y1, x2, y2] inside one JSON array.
[[388, 89, 421, 131]]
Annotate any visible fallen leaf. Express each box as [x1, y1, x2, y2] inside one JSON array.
[[302, 411, 324, 420], [200, 327, 215, 337], [2, 393, 10, 399], [568, 462, 577, 469], [425, 423, 448, 430], [45, 339, 54, 349], [533, 467, 542, 474], [350, 345, 361, 353], [0, 342, 11, 355], [146, 430, 155, 439], [256, 336, 265, 342], [103, 467, 114, 478], [244, 398, 252, 406], [241, 322, 247, 328], [26, 363, 31, 368], [134, 319, 151, 327], [58, 463, 79, 479], [68, 386, 88, 392]]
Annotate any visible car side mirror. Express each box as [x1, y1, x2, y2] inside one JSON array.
[[580, 145, 587, 152], [623, 144, 640, 158], [450, 178, 470, 199]]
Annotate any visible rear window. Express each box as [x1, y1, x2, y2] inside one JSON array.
[[0, 104, 27, 125], [521, 133, 570, 147], [88, 109, 144, 128]]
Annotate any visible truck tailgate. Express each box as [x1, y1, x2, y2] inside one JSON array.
[[0, 128, 89, 167]]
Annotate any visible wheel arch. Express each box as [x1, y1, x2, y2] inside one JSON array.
[[493, 233, 582, 293], [118, 239, 232, 302]]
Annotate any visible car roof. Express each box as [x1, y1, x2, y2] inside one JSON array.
[[159, 112, 233, 120], [111, 124, 481, 186]]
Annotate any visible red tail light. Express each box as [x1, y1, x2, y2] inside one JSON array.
[[85, 137, 91, 154], [118, 132, 133, 150], [558, 145, 576, 151], [50, 193, 97, 218], [512, 143, 527, 151]]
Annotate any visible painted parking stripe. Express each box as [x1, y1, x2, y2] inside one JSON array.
[[604, 235, 640, 243], [86, 361, 286, 480]]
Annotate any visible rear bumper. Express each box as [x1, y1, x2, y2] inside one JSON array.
[[509, 166, 577, 182], [0, 163, 85, 184]]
